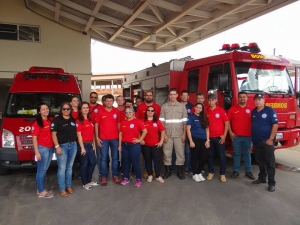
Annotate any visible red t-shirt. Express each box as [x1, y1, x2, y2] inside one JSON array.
[[136, 102, 161, 120], [71, 110, 78, 120], [89, 104, 104, 124], [95, 107, 120, 140], [119, 109, 126, 122], [227, 104, 253, 136], [76, 119, 94, 142], [143, 120, 164, 146], [120, 118, 146, 143], [206, 106, 229, 138], [32, 119, 54, 148]]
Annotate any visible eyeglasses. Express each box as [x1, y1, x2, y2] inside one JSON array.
[[90, 96, 97, 99], [62, 108, 71, 111], [147, 110, 154, 112], [125, 111, 133, 114]]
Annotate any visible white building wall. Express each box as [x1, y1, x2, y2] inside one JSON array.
[[0, 0, 91, 101]]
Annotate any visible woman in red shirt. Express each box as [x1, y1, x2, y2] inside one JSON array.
[[70, 96, 79, 120], [119, 106, 147, 187], [76, 102, 98, 190], [32, 102, 54, 198], [141, 106, 165, 183]]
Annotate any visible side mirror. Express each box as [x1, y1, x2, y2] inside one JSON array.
[[218, 73, 228, 91]]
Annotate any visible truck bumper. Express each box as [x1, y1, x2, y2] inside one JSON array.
[[274, 128, 300, 149], [0, 148, 37, 169]]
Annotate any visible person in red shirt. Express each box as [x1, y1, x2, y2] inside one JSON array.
[[32, 102, 54, 198], [136, 91, 161, 120], [76, 102, 98, 190], [141, 106, 165, 183], [95, 94, 121, 186], [70, 96, 79, 120], [206, 94, 229, 183], [119, 106, 147, 187], [228, 92, 255, 180]]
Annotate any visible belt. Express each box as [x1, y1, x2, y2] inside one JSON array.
[[83, 141, 93, 144]]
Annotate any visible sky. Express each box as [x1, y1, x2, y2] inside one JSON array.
[[91, 1, 300, 74]]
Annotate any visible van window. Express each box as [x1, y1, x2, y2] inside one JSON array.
[[207, 63, 231, 90], [5, 93, 81, 117], [188, 69, 199, 93]]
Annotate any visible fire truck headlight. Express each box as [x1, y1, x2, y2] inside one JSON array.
[[2, 129, 15, 148]]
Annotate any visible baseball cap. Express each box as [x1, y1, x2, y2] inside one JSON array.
[[254, 94, 264, 99], [208, 93, 217, 100]]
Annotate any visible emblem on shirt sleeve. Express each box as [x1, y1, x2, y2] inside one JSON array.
[[153, 123, 157, 127], [130, 124, 134, 128], [246, 109, 250, 113], [94, 109, 98, 113], [215, 113, 220, 118], [71, 122, 75, 126], [273, 114, 277, 118], [187, 109, 191, 113], [51, 123, 54, 127], [113, 114, 117, 119], [262, 113, 267, 118]]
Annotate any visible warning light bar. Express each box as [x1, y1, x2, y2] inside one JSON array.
[[220, 42, 261, 53], [29, 66, 65, 73]]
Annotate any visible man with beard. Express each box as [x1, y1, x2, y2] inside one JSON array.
[[136, 91, 161, 120]]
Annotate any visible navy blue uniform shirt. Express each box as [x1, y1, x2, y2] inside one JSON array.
[[187, 114, 207, 139], [251, 106, 278, 144], [183, 102, 194, 115]]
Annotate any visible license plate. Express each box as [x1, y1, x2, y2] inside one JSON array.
[[276, 133, 283, 140], [35, 153, 57, 161]]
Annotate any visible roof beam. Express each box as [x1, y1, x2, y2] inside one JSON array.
[[175, 15, 205, 23], [130, 20, 159, 26], [188, 9, 212, 18], [109, 0, 153, 42], [151, 0, 182, 12], [138, 13, 161, 23], [84, 0, 104, 33], [54, 2, 61, 22], [92, 21, 119, 28], [171, 22, 192, 29], [149, 4, 164, 23], [156, 0, 257, 49], [133, 34, 150, 47], [92, 28, 109, 39], [214, 0, 239, 4], [103, 0, 133, 15], [166, 26, 177, 36]]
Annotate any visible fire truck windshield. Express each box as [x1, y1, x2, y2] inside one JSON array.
[[235, 62, 294, 94], [4, 93, 81, 117]]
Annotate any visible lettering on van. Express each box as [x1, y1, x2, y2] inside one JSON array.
[[19, 126, 32, 132], [250, 54, 281, 61], [266, 103, 287, 108]]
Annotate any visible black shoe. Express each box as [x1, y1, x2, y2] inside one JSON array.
[[245, 172, 256, 180], [163, 166, 172, 179], [177, 165, 185, 180], [252, 179, 267, 184], [268, 185, 275, 192], [230, 171, 239, 178]]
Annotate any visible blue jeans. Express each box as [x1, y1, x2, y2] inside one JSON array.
[[80, 143, 97, 185], [56, 141, 77, 191], [184, 140, 192, 173], [121, 142, 142, 179], [101, 139, 119, 177], [36, 145, 54, 193], [208, 137, 226, 175], [96, 143, 101, 175], [232, 136, 252, 172]]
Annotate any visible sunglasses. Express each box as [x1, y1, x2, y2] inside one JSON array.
[[90, 96, 97, 99], [62, 108, 71, 111], [125, 111, 133, 114], [147, 110, 155, 112]]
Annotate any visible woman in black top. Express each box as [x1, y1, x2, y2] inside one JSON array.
[[51, 102, 77, 197]]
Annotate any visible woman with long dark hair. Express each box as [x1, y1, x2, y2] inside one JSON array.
[[51, 102, 77, 197], [141, 106, 165, 183], [70, 96, 79, 120], [186, 102, 210, 182], [119, 106, 147, 187], [76, 102, 98, 190], [32, 102, 54, 198]]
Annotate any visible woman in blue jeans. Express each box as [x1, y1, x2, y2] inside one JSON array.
[[32, 102, 54, 198], [51, 102, 77, 197], [118, 106, 147, 187], [76, 102, 98, 190]]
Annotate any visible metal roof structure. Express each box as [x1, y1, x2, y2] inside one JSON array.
[[26, 0, 297, 51]]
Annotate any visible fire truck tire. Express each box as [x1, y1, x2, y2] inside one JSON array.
[[0, 167, 11, 175]]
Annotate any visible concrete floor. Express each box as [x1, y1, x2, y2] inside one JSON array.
[[0, 157, 300, 225]]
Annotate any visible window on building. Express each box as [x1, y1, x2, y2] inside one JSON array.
[[0, 23, 40, 42]]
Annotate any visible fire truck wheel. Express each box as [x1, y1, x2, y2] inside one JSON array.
[[0, 167, 11, 175]]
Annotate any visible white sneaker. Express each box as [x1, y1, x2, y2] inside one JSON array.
[[192, 174, 201, 182], [198, 173, 205, 181], [147, 175, 153, 183]]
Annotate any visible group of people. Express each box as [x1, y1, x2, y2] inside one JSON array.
[[32, 88, 278, 198]]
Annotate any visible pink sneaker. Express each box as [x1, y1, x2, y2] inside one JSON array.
[[135, 179, 142, 187], [121, 178, 130, 186]]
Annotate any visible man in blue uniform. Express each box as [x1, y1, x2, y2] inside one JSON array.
[[251, 94, 278, 192]]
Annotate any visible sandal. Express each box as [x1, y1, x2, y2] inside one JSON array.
[[60, 190, 68, 197], [38, 191, 53, 198], [89, 182, 99, 186], [83, 185, 92, 190], [66, 187, 74, 194], [37, 189, 53, 195]]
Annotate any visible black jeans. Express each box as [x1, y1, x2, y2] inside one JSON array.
[[190, 136, 208, 175], [142, 145, 161, 178], [208, 137, 226, 175], [253, 141, 276, 186]]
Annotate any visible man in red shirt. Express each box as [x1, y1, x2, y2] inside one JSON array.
[[136, 91, 161, 120], [206, 93, 229, 183], [228, 91, 255, 180], [95, 94, 121, 185]]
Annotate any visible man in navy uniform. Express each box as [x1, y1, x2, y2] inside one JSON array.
[[251, 94, 278, 192]]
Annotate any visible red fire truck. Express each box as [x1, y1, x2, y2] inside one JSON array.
[[0, 67, 82, 175], [122, 43, 300, 156]]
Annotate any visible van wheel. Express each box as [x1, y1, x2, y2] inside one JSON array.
[[0, 167, 11, 175]]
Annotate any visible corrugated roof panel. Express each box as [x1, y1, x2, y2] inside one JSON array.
[[61, 5, 90, 20], [99, 5, 127, 21], [110, 0, 140, 9], [70, 0, 96, 11]]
